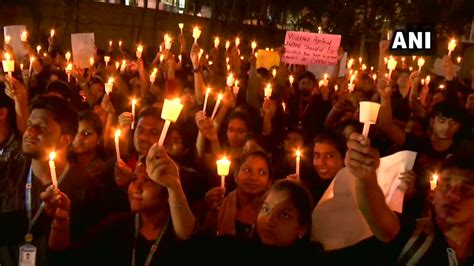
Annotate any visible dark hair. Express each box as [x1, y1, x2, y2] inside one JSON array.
[[441, 152, 474, 179], [228, 111, 251, 132], [312, 130, 347, 158], [298, 71, 316, 84], [30, 95, 78, 137], [0, 83, 16, 129], [138, 106, 162, 121], [79, 110, 103, 137], [45, 80, 74, 101], [430, 102, 465, 122], [267, 179, 314, 231], [237, 150, 273, 181]]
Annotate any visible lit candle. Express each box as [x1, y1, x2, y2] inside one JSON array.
[[348, 74, 356, 92], [48, 151, 58, 187], [4, 35, 11, 45], [158, 98, 184, 146], [226, 57, 230, 65], [226, 64, 231, 72], [409, 66, 413, 72], [2, 53, 15, 78], [198, 49, 204, 60], [89, 57, 94, 67], [203, 87, 211, 112], [119, 40, 123, 48], [264, 84, 272, 98], [387, 56, 398, 78], [104, 56, 110, 65], [226, 73, 234, 87], [211, 93, 223, 120], [214, 37, 220, 48], [136, 44, 143, 59], [447, 39, 456, 56], [120, 60, 127, 73], [347, 58, 354, 69], [233, 80, 240, 95], [334, 84, 339, 92], [21, 31, 28, 42], [282, 102, 286, 112], [29, 56, 35, 77], [105, 77, 114, 95], [192, 26, 201, 44], [401, 57, 406, 64], [225, 41, 230, 51], [358, 57, 362, 65], [370, 66, 374, 72], [322, 73, 329, 87], [36, 45, 41, 54], [412, 55, 416, 61], [295, 149, 301, 180], [359, 101, 381, 137], [164, 34, 172, 50], [372, 74, 377, 81], [216, 156, 231, 188], [131, 98, 137, 130], [159, 54, 164, 64], [251, 41, 257, 54], [65, 51, 71, 63], [235, 37, 240, 48], [20, 63, 24, 71], [272, 69, 277, 79], [114, 129, 121, 161], [109, 40, 113, 47], [50, 29, 55, 38], [361, 64, 367, 71], [456, 56, 462, 64], [425, 75, 431, 85], [115, 61, 120, 70], [66, 63, 73, 82], [178, 55, 182, 62], [178, 23, 184, 34], [417, 57, 425, 72], [430, 174, 438, 190], [150, 69, 157, 84], [289, 75, 294, 87]]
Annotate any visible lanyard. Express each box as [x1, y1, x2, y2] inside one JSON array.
[[132, 214, 170, 266], [25, 165, 70, 234]]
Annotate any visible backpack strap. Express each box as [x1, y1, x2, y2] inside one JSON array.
[[397, 218, 435, 266]]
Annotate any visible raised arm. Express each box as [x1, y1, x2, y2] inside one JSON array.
[[4, 77, 29, 133], [377, 78, 406, 146], [346, 133, 400, 243], [190, 44, 205, 105]]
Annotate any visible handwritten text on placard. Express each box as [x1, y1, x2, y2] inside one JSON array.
[[283, 31, 341, 65]]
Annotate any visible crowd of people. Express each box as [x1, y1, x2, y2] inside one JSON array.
[[0, 25, 473, 266]]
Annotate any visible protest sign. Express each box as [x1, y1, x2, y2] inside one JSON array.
[[3, 25, 27, 61], [282, 31, 341, 65], [71, 33, 95, 69]]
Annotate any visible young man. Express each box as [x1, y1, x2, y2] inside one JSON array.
[[346, 132, 474, 265]]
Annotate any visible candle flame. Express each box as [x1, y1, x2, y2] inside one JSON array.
[[137, 45, 143, 53], [296, 149, 301, 157], [206, 87, 211, 94], [217, 93, 223, 100], [108, 77, 114, 83], [132, 98, 137, 105], [114, 129, 121, 138], [214, 37, 220, 48], [289, 75, 294, 85], [109, 40, 113, 46], [178, 23, 184, 29], [235, 37, 240, 47], [5, 53, 11, 61], [49, 151, 56, 161], [251, 41, 257, 49], [50, 29, 55, 38]]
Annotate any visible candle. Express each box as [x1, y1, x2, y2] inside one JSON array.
[[2, 53, 15, 78], [358, 57, 362, 65], [178, 23, 184, 34], [233, 80, 240, 95], [447, 39, 456, 56], [150, 70, 157, 84], [282, 102, 286, 112], [251, 41, 257, 54], [158, 98, 184, 146], [104, 56, 110, 65], [89, 57, 94, 67], [295, 149, 301, 180], [105, 77, 114, 95], [192, 26, 201, 44], [226, 73, 234, 87], [322, 73, 329, 87], [120, 60, 127, 73], [226, 57, 230, 64], [203, 87, 211, 112], [347, 58, 354, 69], [29, 56, 35, 76], [348, 73, 356, 92], [235, 37, 240, 48], [217, 156, 231, 188], [50, 29, 55, 38], [20, 63, 24, 71], [430, 174, 438, 190], [272, 69, 277, 79], [456, 56, 462, 64], [164, 34, 172, 50], [131, 98, 137, 130], [178, 55, 182, 62], [226, 64, 231, 72], [109, 40, 113, 47], [119, 40, 123, 48], [211, 93, 223, 120], [412, 55, 416, 61], [334, 84, 339, 92], [198, 49, 204, 60], [225, 41, 230, 51], [115, 61, 120, 70], [387, 57, 397, 78], [359, 101, 381, 137], [65, 51, 71, 62], [66, 63, 73, 82], [409, 66, 413, 72], [361, 64, 367, 71], [372, 74, 377, 81], [417, 57, 425, 72], [401, 57, 406, 64], [136, 45, 143, 59], [214, 37, 220, 48], [36, 45, 41, 54], [159, 54, 164, 64], [264, 84, 272, 98], [425, 75, 431, 85], [48, 151, 58, 187], [4, 35, 11, 45], [114, 129, 121, 161], [370, 66, 374, 72], [21, 31, 28, 42], [289, 75, 294, 87]]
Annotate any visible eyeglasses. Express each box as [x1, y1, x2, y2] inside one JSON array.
[[437, 181, 474, 200]]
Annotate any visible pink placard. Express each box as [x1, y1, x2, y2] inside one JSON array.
[[283, 31, 341, 66]]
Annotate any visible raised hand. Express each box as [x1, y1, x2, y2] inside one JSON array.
[[146, 144, 181, 190], [118, 112, 133, 129], [377, 77, 392, 99], [114, 159, 133, 188], [205, 187, 225, 212], [40, 185, 71, 222], [345, 133, 380, 182]]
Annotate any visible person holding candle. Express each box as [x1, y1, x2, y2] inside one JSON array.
[[347, 134, 474, 265], [0, 85, 22, 166], [202, 151, 273, 238]]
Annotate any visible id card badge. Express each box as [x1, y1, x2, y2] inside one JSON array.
[[19, 244, 36, 266]]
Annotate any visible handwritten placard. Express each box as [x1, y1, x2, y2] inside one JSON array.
[[312, 151, 417, 251], [430, 58, 461, 78], [307, 52, 347, 78], [282, 31, 341, 66], [3, 25, 28, 61], [256, 49, 280, 70], [71, 33, 95, 68]]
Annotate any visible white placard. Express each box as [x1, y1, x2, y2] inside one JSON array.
[[3, 25, 28, 61], [311, 150, 417, 251], [71, 33, 95, 69], [430, 58, 461, 78], [307, 52, 347, 78]]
